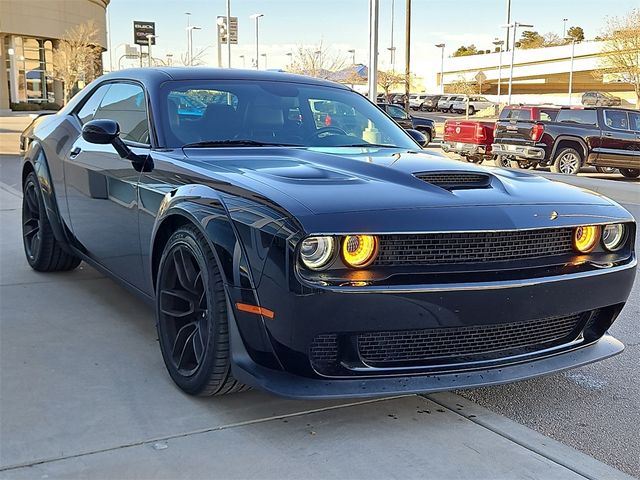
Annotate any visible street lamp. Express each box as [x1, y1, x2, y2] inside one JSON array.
[[435, 43, 445, 94], [562, 18, 568, 38], [565, 37, 576, 105], [492, 39, 504, 104], [250, 13, 264, 70], [502, 21, 533, 105], [347, 49, 356, 65], [186, 26, 201, 66]]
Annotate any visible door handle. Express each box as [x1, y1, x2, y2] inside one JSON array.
[[69, 147, 82, 158]]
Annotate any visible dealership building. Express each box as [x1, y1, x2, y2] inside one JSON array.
[[437, 40, 637, 106], [0, 0, 109, 111]]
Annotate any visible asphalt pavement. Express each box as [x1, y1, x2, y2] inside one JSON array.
[[1, 113, 638, 478]]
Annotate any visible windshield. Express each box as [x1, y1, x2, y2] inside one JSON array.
[[160, 79, 417, 149]]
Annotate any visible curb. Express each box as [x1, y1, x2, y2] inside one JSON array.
[[427, 392, 637, 480]]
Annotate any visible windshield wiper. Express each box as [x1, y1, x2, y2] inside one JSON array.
[[182, 139, 300, 148]]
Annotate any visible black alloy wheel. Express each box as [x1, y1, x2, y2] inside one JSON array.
[[619, 168, 640, 178], [22, 172, 81, 272], [493, 155, 511, 168], [156, 225, 246, 396]]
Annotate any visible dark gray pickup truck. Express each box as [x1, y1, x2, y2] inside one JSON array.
[[492, 106, 640, 177]]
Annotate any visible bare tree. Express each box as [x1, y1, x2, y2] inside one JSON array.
[[376, 70, 407, 100], [598, 9, 640, 108], [448, 76, 476, 96], [179, 46, 209, 67], [288, 42, 345, 79], [52, 21, 102, 104]]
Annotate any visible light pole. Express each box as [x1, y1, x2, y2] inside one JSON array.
[[565, 37, 576, 105], [226, 0, 232, 68], [250, 13, 264, 70], [367, 0, 379, 102], [186, 26, 201, 66], [347, 49, 356, 65], [145, 34, 157, 67], [389, 0, 395, 71], [503, 21, 533, 105], [261, 53, 267, 69], [435, 43, 445, 94], [493, 39, 504, 104], [562, 18, 568, 38], [216, 17, 225, 67]]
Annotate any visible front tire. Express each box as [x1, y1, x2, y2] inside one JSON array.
[[468, 106, 476, 115], [156, 225, 247, 396], [22, 172, 81, 272], [551, 147, 582, 175], [619, 168, 640, 178]]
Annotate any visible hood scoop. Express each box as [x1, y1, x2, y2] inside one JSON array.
[[414, 171, 491, 190]]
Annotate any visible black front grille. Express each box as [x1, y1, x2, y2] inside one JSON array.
[[415, 172, 491, 189], [310, 334, 339, 368], [374, 228, 574, 266], [358, 313, 584, 364]]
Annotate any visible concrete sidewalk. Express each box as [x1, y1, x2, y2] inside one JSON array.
[[0, 185, 635, 479]]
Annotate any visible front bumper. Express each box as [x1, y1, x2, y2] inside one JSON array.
[[441, 141, 489, 157], [228, 257, 636, 399], [492, 143, 546, 160]]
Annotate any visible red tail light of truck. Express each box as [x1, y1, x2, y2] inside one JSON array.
[[531, 124, 544, 142], [474, 123, 486, 142]]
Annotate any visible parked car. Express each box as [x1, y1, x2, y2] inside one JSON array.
[[582, 91, 622, 107], [420, 94, 442, 112], [441, 120, 495, 163], [451, 96, 496, 115], [391, 93, 406, 105], [437, 95, 458, 113], [409, 93, 429, 110], [378, 102, 436, 145], [19, 68, 636, 399], [492, 106, 640, 176]]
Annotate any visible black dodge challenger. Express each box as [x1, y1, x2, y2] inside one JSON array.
[[20, 68, 636, 398]]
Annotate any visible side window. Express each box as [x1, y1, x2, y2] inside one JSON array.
[[556, 109, 597, 125], [93, 83, 149, 144], [629, 112, 640, 132], [387, 105, 408, 119], [603, 110, 629, 130], [76, 84, 111, 124]]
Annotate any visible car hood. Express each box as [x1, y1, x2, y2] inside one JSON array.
[[181, 146, 615, 215]]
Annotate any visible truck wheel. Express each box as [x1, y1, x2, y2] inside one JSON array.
[[551, 147, 582, 175], [619, 168, 640, 178], [595, 166, 617, 174], [22, 172, 81, 272], [493, 156, 510, 168], [156, 225, 248, 396]]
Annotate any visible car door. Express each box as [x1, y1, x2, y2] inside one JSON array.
[[385, 104, 412, 129], [598, 109, 640, 168], [64, 82, 149, 288]]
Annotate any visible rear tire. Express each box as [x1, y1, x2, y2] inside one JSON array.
[[595, 166, 617, 174], [619, 168, 640, 178], [156, 225, 247, 396], [493, 156, 510, 168], [468, 106, 476, 115], [551, 147, 582, 175], [22, 172, 81, 272]]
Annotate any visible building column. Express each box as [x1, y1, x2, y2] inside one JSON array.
[[0, 34, 10, 111]]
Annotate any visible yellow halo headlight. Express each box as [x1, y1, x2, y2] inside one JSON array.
[[573, 225, 600, 253], [342, 235, 379, 268]]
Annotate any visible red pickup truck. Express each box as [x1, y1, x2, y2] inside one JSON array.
[[441, 105, 560, 166]]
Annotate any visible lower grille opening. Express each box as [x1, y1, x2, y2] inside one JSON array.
[[309, 310, 597, 375]]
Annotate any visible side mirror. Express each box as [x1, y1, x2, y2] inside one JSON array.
[[405, 129, 427, 147], [82, 119, 119, 144], [81, 119, 153, 172]]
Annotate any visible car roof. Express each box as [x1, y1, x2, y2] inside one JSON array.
[[97, 67, 351, 90]]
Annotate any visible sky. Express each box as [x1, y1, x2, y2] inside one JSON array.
[[104, 0, 634, 88]]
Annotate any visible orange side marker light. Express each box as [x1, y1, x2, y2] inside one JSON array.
[[235, 302, 275, 319]]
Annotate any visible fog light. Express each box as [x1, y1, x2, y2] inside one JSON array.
[[573, 225, 600, 253], [602, 224, 626, 252], [300, 236, 335, 270], [342, 235, 378, 268]]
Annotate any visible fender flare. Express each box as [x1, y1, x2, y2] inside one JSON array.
[[21, 142, 76, 253], [550, 135, 589, 162]]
